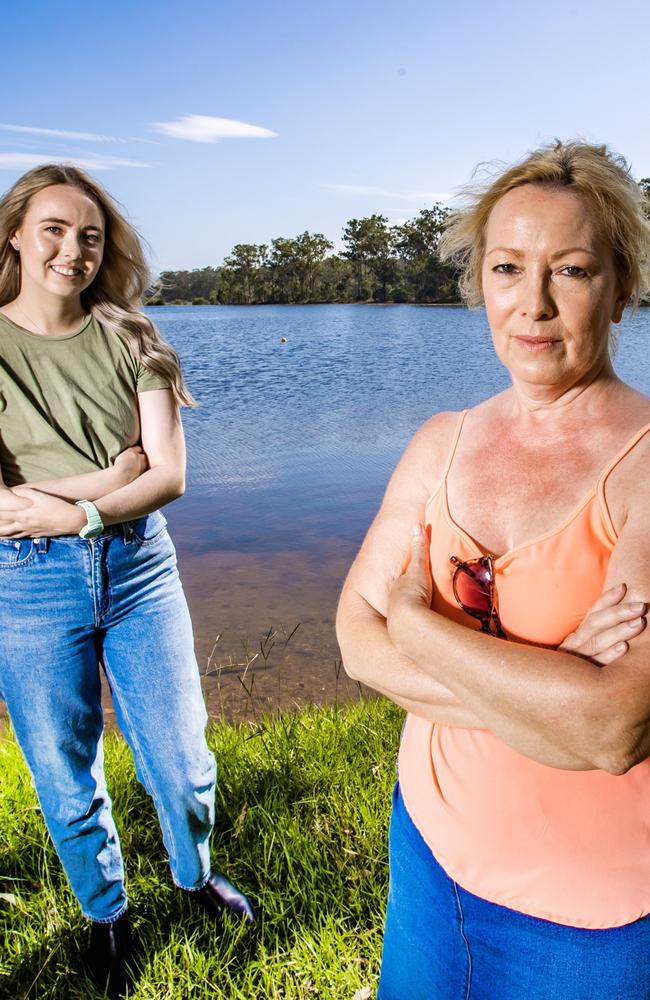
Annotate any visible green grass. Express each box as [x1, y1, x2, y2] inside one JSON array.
[[0, 698, 403, 999]]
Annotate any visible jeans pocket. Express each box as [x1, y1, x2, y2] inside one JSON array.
[[129, 510, 168, 547], [0, 538, 35, 568]]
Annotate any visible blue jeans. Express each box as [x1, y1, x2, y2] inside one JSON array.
[[0, 511, 216, 922], [378, 783, 650, 1000]]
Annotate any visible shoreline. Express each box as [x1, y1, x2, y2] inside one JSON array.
[[0, 534, 359, 733], [147, 299, 466, 308]]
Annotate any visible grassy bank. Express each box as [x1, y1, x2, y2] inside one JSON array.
[[1, 698, 403, 999]]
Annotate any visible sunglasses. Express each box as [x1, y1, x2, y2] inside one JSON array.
[[450, 554, 507, 639]]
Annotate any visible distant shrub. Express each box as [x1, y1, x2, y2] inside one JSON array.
[[192, 297, 210, 305]]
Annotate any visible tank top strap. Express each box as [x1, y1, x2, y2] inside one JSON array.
[[427, 410, 469, 505], [440, 409, 469, 482], [596, 421, 650, 539], [596, 421, 650, 491]]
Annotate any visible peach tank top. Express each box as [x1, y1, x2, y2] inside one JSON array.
[[398, 411, 650, 929]]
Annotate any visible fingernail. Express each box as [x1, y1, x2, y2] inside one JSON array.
[[628, 618, 643, 629], [615, 642, 628, 653], [629, 603, 645, 614]]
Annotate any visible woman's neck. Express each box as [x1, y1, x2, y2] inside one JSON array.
[[3, 290, 86, 337], [506, 355, 622, 421]]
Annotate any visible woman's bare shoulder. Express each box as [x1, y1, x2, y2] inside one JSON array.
[[609, 413, 650, 481], [342, 410, 465, 612], [597, 390, 650, 531], [401, 409, 464, 471], [405, 400, 511, 485]]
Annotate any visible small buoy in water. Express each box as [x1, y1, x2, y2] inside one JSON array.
[[280, 336, 288, 343]]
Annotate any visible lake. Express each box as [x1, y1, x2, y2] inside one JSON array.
[[143, 304, 650, 722]]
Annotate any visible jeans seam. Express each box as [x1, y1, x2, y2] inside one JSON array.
[[86, 540, 100, 627], [100, 542, 112, 621], [451, 880, 473, 1000]]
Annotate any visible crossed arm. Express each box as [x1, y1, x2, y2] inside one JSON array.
[[0, 389, 185, 537], [336, 419, 650, 775]]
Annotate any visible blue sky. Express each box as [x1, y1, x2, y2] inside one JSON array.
[[4, 0, 649, 270]]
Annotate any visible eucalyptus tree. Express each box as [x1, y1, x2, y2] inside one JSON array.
[[317, 254, 355, 302], [294, 231, 334, 301], [342, 214, 397, 301], [222, 244, 268, 304], [395, 205, 458, 302], [268, 237, 297, 302], [268, 232, 333, 302]]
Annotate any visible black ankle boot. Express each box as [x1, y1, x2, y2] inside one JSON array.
[[87, 912, 135, 998], [185, 871, 256, 924]]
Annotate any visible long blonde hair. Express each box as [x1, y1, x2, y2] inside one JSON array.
[[0, 163, 196, 406], [438, 140, 650, 310]]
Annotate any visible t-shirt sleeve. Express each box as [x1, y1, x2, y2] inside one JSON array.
[[136, 362, 172, 392]]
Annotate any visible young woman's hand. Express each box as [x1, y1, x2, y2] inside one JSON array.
[[0, 487, 85, 537], [112, 445, 149, 486], [0, 488, 32, 513], [559, 583, 646, 666]]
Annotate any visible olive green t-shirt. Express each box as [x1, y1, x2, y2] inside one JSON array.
[[0, 313, 170, 486]]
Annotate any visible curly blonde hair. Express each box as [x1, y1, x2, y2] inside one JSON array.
[[438, 140, 650, 310], [0, 163, 196, 406]]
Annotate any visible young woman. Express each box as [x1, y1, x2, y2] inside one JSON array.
[[0, 165, 254, 998]]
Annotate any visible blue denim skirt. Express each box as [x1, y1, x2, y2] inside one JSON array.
[[378, 783, 650, 1000]]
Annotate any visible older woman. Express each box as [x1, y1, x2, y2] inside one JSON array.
[[336, 141, 650, 999]]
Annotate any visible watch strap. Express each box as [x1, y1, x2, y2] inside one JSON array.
[[76, 500, 104, 539]]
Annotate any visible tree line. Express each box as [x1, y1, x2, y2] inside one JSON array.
[[150, 182, 650, 307], [150, 206, 460, 306]]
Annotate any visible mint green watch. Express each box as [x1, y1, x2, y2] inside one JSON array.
[[76, 500, 104, 539]]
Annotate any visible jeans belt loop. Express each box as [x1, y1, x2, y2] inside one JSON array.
[[122, 521, 134, 544], [34, 536, 49, 554]]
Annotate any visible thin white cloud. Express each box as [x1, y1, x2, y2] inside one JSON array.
[[324, 183, 452, 202], [0, 152, 151, 171], [0, 123, 155, 145], [152, 115, 277, 143]]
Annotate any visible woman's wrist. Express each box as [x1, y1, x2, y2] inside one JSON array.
[[388, 598, 430, 660], [69, 501, 92, 534]]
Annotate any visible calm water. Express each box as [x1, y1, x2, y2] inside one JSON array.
[[143, 304, 650, 720], [159, 303, 650, 549]]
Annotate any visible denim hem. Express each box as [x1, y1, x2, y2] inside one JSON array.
[[84, 899, 128, 924], [174, 872, 211, 892]]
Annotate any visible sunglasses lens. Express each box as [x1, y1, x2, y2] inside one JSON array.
[[453, 561, 493, 615]]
